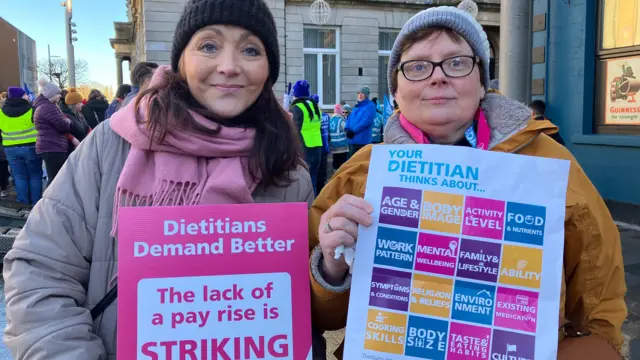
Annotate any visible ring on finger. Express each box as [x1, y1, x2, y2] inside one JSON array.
[[325, 220, 334, 233]]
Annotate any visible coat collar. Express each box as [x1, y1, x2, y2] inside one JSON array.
[[384, 93, 558, 152]]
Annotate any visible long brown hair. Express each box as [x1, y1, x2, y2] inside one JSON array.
[[134, 70, 303, 188], [88, 89, 105, 100]]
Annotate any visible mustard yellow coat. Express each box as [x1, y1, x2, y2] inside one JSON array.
[[308, 93, 627, 358]]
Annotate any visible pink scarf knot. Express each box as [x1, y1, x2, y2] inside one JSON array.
[[399, 108, 490, 150]]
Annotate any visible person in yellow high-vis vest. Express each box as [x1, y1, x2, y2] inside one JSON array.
[[0, 87, 43, 204], [290, 80, 323, 195]]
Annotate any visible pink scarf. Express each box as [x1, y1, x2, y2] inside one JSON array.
[[399, 108, 491, 149], [109, 67, 258, 236]]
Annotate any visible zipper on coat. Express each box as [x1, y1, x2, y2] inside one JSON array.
[[511, 132, 541, 154]]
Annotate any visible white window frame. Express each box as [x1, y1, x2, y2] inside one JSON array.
[[378, 30, 398, 102], [303, 26, 341, 109], [378, 52, 392, 102]]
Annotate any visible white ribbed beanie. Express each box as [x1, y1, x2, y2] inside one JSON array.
[[387, 0, 491, 94], [37, 78, 61, 99]]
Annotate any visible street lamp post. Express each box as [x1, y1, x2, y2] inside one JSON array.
[[62, 0, 78, 87]]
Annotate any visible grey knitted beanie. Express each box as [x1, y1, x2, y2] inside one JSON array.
[[387, 0, 491, 95], [37, 78, 61, 99]]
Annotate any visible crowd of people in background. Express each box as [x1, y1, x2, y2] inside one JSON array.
[[0, 61, 159, 206], [286, 82, 387, 195], [285, 74, 569, 199], [530, 99, 565, 145], [286, 76, 505, 198]]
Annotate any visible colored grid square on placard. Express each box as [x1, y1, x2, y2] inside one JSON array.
[[369, 267, 412, 311], [456, 239, 501, 282], [420, 191, 464, 235], [491, 329, 536, 360], [505, 202, 546, 246], [410, 274, 453, 319], [462, 196, 506, 240], [499, 245, 543, 289], [364, 309, 407, 355], [404, 315, 448, 360], [448, 322, 491, 360], [414, 233, 459, 276], [451, 280, 496, 326], [379, 187, 422, 229], [494, 287, 539, 333], [374, 226, 418, 270]]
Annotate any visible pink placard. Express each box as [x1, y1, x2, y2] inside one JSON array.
[[117, 203, 312, 359], [448, 322, 491, 360], [414, 233, 459, 276], [462, 196, 505, 240], [494, 287, 539, 332]]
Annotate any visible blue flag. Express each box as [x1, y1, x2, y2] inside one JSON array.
[[23, 83, 35, 102], [383, 94, 393, 125]]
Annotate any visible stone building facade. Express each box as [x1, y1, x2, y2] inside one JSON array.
[[111, 0, 500, 107]]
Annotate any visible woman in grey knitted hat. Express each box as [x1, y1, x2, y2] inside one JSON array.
[[309, 1, 626, 359]]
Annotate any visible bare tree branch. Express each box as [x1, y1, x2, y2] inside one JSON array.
[[74, 59, 89, 85], [37, 58, 90, 89]]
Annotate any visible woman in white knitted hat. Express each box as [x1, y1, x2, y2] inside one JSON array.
[[308, 1, 626, 359], [33, 79, 77, 185]]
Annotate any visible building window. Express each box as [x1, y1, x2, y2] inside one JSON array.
[[601, 0, 640, 49], [489, 45, 496, 80], [596, 0, 640, 134], [379, 31, 399, 98], [303, 28, 339, 108]]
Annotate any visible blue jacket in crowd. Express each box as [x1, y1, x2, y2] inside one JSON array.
[[329, 114, 348, 152], [372, 104, 384, 143], [320, 112, 331, 154], [105, 99, 121, 119], [345, 98, 376, 145]]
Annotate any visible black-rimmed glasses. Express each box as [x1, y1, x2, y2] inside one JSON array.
[[398, 55, 478, 81]]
